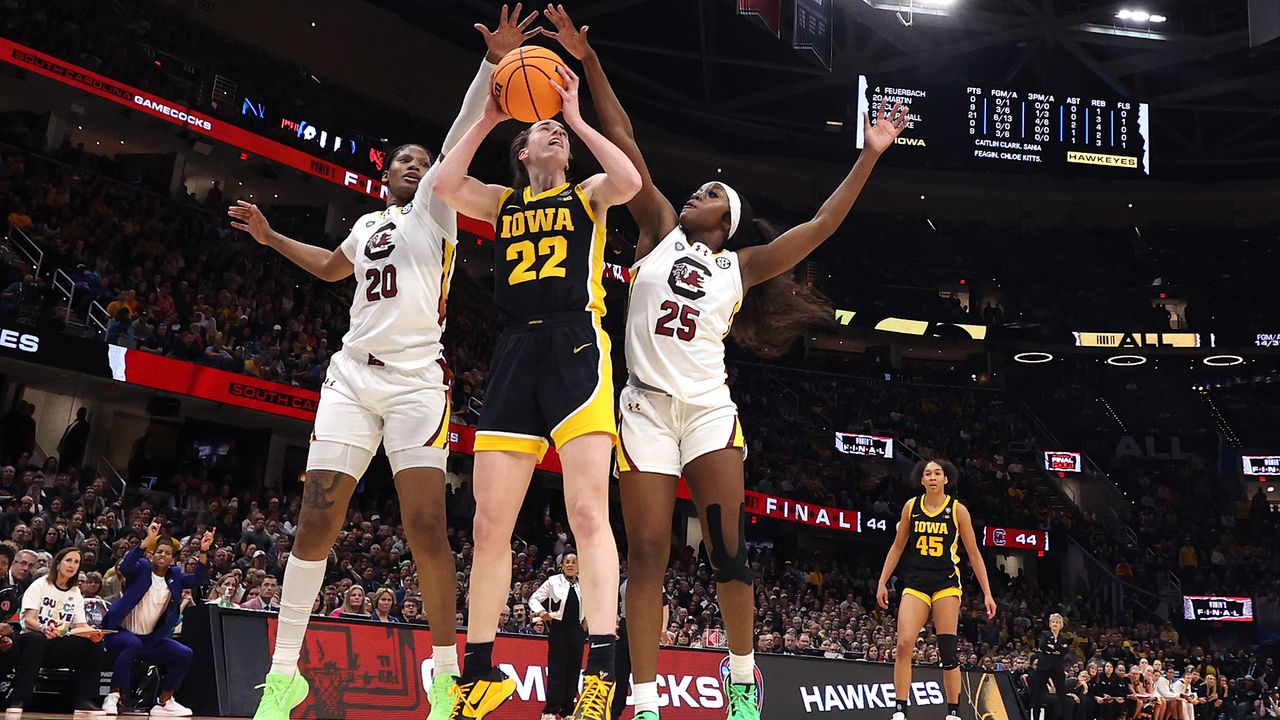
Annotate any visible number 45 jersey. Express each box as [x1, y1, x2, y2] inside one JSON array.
[[338, 179, 457, 371], [625, 227, 744, 407]]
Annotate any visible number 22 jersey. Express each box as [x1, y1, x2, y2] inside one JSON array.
[[625, 227, 743, 407]]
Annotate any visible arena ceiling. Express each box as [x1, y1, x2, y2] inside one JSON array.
[[379, 0, 1279, 176]]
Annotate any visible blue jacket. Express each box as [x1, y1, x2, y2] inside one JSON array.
[[103, 544, 207, 637]]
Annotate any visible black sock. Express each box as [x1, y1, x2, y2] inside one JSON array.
[[461, 642, 494, 682], [949, 703, 960, 715], [896, 701, 908, 714], [585, 634, 616, 676]]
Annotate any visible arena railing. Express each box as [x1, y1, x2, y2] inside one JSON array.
[[50, 268, 82, 325], [1065, 534, 1169, 624], [3, 221, 43, 277], [1017, 399, 1130, 528]]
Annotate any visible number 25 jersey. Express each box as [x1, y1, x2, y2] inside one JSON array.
[[493, 182, 606, 322], [625, 227, 743, 407]]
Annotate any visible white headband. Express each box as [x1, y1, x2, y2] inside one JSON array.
[[712, 182, 743, 239]]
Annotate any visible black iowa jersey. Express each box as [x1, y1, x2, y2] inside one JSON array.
[[494, 182, 606, 322], [903, 494, 960, 577]]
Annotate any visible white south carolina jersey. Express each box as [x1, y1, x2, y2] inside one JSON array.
[[338, 166, 457, 371], [625, 226, 743, 406]]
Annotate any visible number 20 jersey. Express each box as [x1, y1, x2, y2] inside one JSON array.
[[337, 177, 457, 371], [625, 227, 743, 407]]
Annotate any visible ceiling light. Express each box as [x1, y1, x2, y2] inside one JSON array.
[[1116, 9, 1132, 19], [1015, 352, 1054, 364], [1131, 10, 1150, 21], [1107, 355, 1147, 366], [1203, 355, 1244, 367], [1149, 14, 1166, 22]]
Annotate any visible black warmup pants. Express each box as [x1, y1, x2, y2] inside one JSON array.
[[545, 618, 586, 716], [9, 634, 104, 705]]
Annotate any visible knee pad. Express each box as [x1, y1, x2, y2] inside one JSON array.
[[938, 633, 959, 670], [387, 445, 447, 475], [306, 440, 374, 479], [706, 503, 753, 586]]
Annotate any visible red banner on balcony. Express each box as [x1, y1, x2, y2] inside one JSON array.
[[677, 480, 862, 533], [0, 38, 493, 240], [737, 0, 782, 37]]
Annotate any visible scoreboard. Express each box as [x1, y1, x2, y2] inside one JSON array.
[[834, 432, 894, 458], [1183, 595, 1253, 622], [1242, 456, 1280, 476], [983, 526, 1050, 553], [856, 76, 1151, 176]]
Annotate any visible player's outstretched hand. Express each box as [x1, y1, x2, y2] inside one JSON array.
[[476, 3, 542, 62], [228, 201, 274, 246], [545, 4, 592, 59], [551, 64, 582, 125], [863, 97, 910, 156]]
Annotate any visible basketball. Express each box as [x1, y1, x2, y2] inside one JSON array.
[[493, 46, 566, 123]]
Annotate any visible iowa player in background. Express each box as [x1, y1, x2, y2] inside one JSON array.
[[542, 7, 907, 720], [228, 7, 543, 720], [431, 57, 640, 719], [877, 460, 997, 720]]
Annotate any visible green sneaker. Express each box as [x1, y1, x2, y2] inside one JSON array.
[[633, 713, 660, 720], [726, 683, 760, 720], [252, 672, 309, 720], [426, 673, 458, 720]]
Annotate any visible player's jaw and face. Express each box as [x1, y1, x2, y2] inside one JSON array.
[[920, 461, 948, 495], [383, 144, 432, 206], [679, 182, 733, 249], [519, 120, 571, 177]]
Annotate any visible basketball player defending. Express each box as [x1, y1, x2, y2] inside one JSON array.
[[544, 6, 907, 719], [876, 460, 997, 720], [227, 7, 542, 720], [430, 63, 640, 719]]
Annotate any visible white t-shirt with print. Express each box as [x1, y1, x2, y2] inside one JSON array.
[[21, 576, 87, 633]]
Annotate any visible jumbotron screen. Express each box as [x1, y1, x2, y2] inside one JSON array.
[[1183, 596, 1253, 622], [857, 76, 1151, 175]]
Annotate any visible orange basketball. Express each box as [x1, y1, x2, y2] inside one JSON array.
[[493, 46, 566, 123]]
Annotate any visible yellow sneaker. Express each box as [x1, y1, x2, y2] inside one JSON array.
[[569, 673, 616, 720], [252, 672, 309, 720], [443, 670, 516, 719]]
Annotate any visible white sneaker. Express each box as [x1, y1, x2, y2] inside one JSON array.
[[4, 709, 20, 718], [148, 699, 193, 717], [946, 714, 962, 720], [541, 714, 558, 720], [102, 693, 120, 716], [890, 713, 907, 720]]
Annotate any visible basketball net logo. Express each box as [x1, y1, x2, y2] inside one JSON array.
[[718, 656, 764, 711]]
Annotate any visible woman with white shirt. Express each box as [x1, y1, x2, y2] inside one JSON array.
[[8, 546, 106, 715], [527, 554, 584, 720]]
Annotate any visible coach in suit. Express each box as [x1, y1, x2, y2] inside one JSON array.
[[101, 521, 212, 716]]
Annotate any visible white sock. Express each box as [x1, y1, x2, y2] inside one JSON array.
[[269, 555, 327, 676], [432, 644, 460, 677], [729, 652, 755, 684], [633, 681, 660, 714]]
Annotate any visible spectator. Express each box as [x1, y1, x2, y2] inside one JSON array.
[[101, 522, 211, 715], [8, 546, 106, 714], [330, 586, 368, 619], [369, 587, 399, 623]]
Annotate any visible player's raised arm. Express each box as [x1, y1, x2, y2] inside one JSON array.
[[546, 3, 675, 255], [430, 93, 511, 226], [552, 65, 640, 212], [440, 4, 543, 157], [737, 98, 909, 288], [228, 201, 353, 282]]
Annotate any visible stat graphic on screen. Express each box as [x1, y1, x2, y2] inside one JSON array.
[[1183, 596, 1253, 622], [856, 76, 1151, 175], [834, 432, 894, 459], [1242, 456, 1280, 475], [983, 527, 1050, 552], [1044, 451, 1083, 473]]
